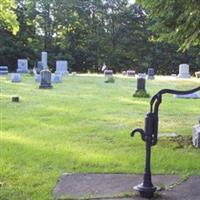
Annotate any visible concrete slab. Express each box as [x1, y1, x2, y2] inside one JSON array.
[[53, 173, 180, 199]]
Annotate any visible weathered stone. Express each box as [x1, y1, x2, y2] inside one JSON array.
[[147, 68, 155, 79], [17, 59, 28, 73], [55, 60, 68, 75], [133, 75, 149, 98], [104, 70, 114, 83], [178, 64, 190, 78]]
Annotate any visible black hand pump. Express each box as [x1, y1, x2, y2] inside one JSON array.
[[131, 86, 200, 198]]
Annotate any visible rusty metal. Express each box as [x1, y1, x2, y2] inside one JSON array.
[[131, 86, 200, 198]]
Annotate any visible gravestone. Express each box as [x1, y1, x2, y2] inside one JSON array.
[[147, 68, 155, 79], [52, 73, 62, 83], [41, 52, 48, 69], [133, 74, 149, 97], [193, 120, 200, 148], [178, 64, 190, 78], [17, 59, 28, 73], [0, 66, 8, 75], [39, 69, 52, 89], [11, 73, 21, 82], [55, 61, 68, 75], [104, 70, 114, 83], [127, 70, 135, 77]]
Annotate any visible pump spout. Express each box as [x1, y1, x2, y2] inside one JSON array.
[[131, 128, 146, 141]]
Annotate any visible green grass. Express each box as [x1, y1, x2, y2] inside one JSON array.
[[0, 74, 200, 200]]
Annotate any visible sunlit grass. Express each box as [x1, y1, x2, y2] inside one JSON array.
[[0, 74, 200, 199]]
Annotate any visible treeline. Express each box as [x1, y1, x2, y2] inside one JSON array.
[[0, 0, 199, 74]]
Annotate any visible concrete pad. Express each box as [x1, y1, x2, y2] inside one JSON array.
[[53, 173, 180, 199]]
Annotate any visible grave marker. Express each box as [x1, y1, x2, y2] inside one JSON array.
[[39, 69, 52, 89], [17, 59, 28, 73]]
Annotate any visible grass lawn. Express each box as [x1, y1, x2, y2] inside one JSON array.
[[0, 74, 200, 200]]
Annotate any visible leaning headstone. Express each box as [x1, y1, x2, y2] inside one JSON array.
[[11, 73, 21, 82], [51, 73, 62, 83], [39, 69, 52, 89], [177, 64, 190, 78], [55, 60, 68, 75], [17, 59, 29, 73], [41, 52, 48, 69], [127, 70, 135, 77], [133, 74, 149, 97], [147, 68, 155, 79], [104, 70, 114, 83], [0, 66, 8, 75], [193, 120, 200, 148]]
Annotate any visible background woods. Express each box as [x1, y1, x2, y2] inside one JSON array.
[[0, 0, 199, 74]]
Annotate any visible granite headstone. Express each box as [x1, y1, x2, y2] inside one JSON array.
[[39, 69, 52, 89]]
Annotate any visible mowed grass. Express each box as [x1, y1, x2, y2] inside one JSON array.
[[0, 74, 200, 200]]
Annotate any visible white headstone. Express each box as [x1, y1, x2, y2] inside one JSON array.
[[177, 64, 190, 78], [55, 60, 68, 75], [41, 52, 48, 69], [11, 73, 21, 82], [17, 59, 28, 73]]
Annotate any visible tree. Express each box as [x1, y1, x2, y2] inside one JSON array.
[[137, 0, 200, 51], [0, 0, 19, 34]]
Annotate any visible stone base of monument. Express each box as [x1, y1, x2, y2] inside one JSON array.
[[193, 124, 200, 148], [133, 89, 150, 98], [16, 69, 29, 73]]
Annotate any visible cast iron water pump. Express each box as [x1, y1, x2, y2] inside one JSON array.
[[131, 86, 200, 198]]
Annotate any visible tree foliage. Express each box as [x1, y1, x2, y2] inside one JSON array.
[[0, 0, 19, 34], [137, 0, 200, 51], [0, 0, 199, 73]]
